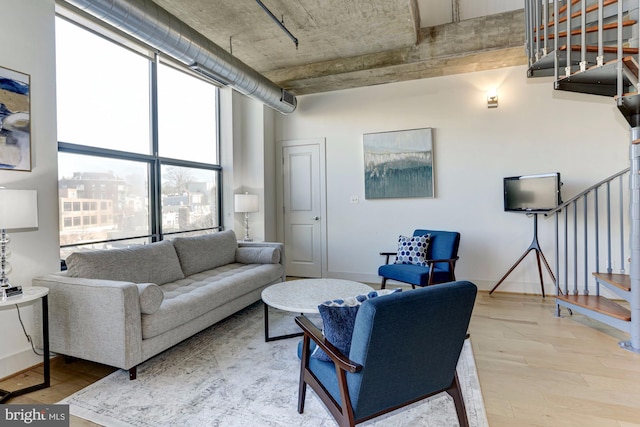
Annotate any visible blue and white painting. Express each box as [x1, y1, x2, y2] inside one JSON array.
[[364, 128, 433, 199], [0, 66, 30, 171]]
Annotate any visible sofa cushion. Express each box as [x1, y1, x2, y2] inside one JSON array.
[[312, 289, 401, 362], [141, 262, 284, 339], [172, 230, 238, 276], [136, 283, 164, 314], [66, 240, 185, 285], [235, 247, 280, 264], [395, 234, 430, 267]]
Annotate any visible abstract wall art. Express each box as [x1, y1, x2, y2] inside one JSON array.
[[0, 65, 31, 171], [363, 128, 434, 199]]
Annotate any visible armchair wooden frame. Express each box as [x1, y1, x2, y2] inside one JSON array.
[[379, 251, 459, 289], [295, 315, 469, 427]]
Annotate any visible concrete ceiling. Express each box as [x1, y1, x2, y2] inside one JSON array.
[[151, 0, 526, 95]]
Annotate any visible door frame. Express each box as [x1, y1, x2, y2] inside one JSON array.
[[276, 138, 328, 278]]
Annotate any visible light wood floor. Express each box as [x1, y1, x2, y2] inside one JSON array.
[[471, 292, 640, 427], [2, 291, 640, 426]]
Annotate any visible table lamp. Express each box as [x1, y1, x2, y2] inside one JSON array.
[[0, 189, 38, 300], [234, 192, 259, 241]]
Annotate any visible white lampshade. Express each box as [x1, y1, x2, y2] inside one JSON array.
[[234, 193, 259, 213], [0, 189, 38, 229]]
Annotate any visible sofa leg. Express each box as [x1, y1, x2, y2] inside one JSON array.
[[129, 367, 137, 380]]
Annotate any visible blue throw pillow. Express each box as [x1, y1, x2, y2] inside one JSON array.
[[311, 289, 401, 362], [394, 234, 431, 266]]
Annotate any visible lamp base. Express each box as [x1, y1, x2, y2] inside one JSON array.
[[1, 285, 22, 300]]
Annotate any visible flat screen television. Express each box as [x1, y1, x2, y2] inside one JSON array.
[[503, 172, 562, 212]]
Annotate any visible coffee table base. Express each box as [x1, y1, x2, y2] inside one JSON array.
[[264, 303, 303, 342], [261, 279, 374, 343]]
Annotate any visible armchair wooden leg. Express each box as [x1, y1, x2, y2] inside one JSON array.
[[298, 336, 311, 413], [446, 373, 468, 427], [380, 277, 387, 289], [298, 381, 307, 414]]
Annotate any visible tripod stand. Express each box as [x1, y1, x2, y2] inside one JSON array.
[[489, 213, 555, 297]]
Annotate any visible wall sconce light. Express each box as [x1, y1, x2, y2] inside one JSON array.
[[487, 90, 498, 108], [234, 192, 259, 241]]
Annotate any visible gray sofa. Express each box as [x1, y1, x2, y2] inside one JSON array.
[[33, 230, 285, 379]]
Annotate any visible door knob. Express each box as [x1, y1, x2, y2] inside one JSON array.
[[312, 216, 320, 220]]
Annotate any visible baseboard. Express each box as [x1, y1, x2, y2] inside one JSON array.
[[324, 272, 556, 295], [0, 347, 44, 381], [325, 271, 380, 285]]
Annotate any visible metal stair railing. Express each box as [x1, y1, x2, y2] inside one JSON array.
[[545, 169, 630, 300], [526, 0, 640, 88], [526, 1, 640, 352]]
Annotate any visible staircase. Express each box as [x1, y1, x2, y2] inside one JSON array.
[[525, 0, 640, 352]]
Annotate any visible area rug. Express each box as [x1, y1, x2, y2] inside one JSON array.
[[60, 302, 488, 427]]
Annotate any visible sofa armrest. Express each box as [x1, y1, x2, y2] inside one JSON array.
[[32, 273, 144, 370], [238, 241, 286, 281]]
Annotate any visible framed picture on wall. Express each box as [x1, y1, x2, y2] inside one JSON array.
[[0, 65, 31, 171], [363, 127, 434, 199]]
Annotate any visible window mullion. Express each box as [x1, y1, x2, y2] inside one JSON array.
[[150, 54, 162, 242]]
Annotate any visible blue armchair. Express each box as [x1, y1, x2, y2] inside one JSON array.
[[378, 229, 460, 289], [295, 280, 477, 427]]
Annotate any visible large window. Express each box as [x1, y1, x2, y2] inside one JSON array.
[[158, 64, 218, 164], [56, 16, 221, 259]]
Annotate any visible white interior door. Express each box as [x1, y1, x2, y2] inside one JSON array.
[[281, 142, 324, 277]]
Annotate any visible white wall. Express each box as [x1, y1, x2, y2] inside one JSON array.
[[223, 89, 277, 243], [223, 90, 270, 242], [0, 0, 60, 378], [275, 65, 630, 294]]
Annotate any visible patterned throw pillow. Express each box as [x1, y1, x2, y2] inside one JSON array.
[[394, 234, 431, 266], [311, 289, 401, 362]]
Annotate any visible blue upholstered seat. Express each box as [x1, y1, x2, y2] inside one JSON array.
[[296, 280, 477, 427], [378, 229, 460, 288]]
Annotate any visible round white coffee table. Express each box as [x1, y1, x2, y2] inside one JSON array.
[[261, 278, 373, 341]]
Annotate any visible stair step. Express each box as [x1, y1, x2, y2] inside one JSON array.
[[568, 0, 620, 21], [592, 272, 631, 291], [538, 20, 636, 41], [559, 44, 639, 54], [544, 0, 619, 30], [558, 0, 582, 17], [528, 53, 576, 77], [528, 51, 639, 78], [622, 55, 639, 76], [556, 294, 631, 321], [556, 57, 634, 96]]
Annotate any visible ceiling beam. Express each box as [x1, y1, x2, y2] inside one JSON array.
[[269, 47, 526, 95], [266, 9, 526, 94]]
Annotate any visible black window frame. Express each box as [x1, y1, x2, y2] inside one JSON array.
[[56, 17, 223, 253]]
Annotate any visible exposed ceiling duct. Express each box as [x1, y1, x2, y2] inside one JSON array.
[[64, 0, 297, 114]]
